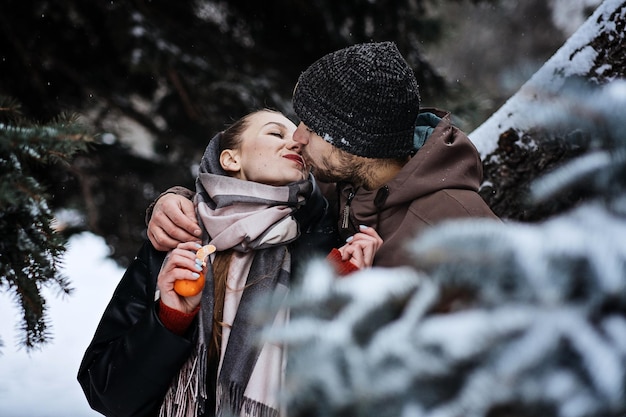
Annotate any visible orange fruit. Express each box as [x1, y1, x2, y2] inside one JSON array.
[[173, 244, 216, 297], [173, 273, 206, 297]]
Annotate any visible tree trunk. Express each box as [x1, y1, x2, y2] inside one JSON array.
[[470, 0, 626, 157], [472, 0, 626, 221]]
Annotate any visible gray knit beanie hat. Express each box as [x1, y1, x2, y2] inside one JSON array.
[[293, 41, 420, 159]]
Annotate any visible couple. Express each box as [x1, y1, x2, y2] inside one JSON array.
[[78, 42, 498, 417]]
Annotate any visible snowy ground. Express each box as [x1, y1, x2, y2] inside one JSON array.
[[0, 233, 124, 417]]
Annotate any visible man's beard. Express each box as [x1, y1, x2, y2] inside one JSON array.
[[307, 161, 339, 183], [305, 149, 365, 186]]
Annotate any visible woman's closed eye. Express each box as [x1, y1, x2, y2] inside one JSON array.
[[269, 131, 284, 138]]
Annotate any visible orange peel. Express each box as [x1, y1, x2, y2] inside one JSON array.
[[173, 244, 216, 297]]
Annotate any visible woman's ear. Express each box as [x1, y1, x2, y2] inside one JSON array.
[[220, 149, 241, 173]]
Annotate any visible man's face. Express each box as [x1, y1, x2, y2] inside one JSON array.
[[293, 122, 352, 183]]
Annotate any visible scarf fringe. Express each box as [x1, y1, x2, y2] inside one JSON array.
[[216, 381, 279, 417], [240, 397, 279, 417], [159, 343, 208, 417]]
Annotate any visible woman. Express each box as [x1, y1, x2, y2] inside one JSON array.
[[78, 109, 382, 417]]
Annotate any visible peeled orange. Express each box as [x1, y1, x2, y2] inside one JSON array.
[[173, 244, 216, 297], [196, 244, 216, 266]]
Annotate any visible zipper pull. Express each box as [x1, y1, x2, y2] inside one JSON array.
[[341, 191, 356, 230], [341, 204, 351, 229]]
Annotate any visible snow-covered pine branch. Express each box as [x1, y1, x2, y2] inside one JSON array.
[[270, 61, 626, 417]]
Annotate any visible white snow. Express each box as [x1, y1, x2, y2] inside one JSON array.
[[549, 0, 603, 36], [0, 233, 124, 417], [470, 0, 625, 157]]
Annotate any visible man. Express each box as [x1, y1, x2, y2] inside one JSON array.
[[147, 41, 499, 267]]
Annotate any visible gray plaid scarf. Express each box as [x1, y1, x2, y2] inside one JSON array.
[[160, 134, 311, 417]]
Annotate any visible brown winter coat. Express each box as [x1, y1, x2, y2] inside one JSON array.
[[326, 108, 500, 267]]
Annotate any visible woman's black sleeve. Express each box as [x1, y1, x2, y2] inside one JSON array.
[[77, 241, 197, 417]]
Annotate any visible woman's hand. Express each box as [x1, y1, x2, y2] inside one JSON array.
[[157, 242, 205, 313], [338, 225, 383, 269], [148, 194, 201, 251]]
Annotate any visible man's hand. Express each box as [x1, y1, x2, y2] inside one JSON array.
[[148, 194, 201, 251], [338, 225, 383, 269]]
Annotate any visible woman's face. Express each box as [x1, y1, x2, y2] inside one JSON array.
[[224, 111, 306, 186]]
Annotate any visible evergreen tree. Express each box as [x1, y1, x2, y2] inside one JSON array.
[[0, 97, 90, 350], [0, 0, 479, 264], [268, 81, 626, 416]]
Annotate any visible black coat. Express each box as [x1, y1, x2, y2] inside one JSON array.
[[77, 241, 197, 417], [77, 178, 339, 417]]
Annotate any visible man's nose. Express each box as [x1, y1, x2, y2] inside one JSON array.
[[293, 123, 309, 145], [286, 135, 303, 152]]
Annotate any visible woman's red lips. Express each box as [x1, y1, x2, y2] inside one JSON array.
[[284, 154, 305, 166]]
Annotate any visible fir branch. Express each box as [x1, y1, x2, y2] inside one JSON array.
[[273, 81, 626, 417], [0, 97, 91, 351]]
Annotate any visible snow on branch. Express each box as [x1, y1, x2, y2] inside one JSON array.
[[470, 0, 626, 157], [271, 71, 626, 417]]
